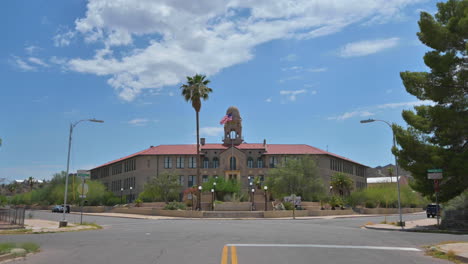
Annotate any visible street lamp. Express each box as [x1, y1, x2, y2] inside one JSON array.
[[120, 188, 124, 205], [60, 118, 104, 227], [198, 185, 203, 211], [129, 186, 133, 203], [263, 185, 268, 211], [251, 188, 255, 211], [211, 188, 215, 211], [360, 118, 404, 227]]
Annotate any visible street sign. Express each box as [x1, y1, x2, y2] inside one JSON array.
[[427, 169, 443, 180], [77, 170, 90, 179], [77, 183, 89, 195], [79, 194, 86, 198]]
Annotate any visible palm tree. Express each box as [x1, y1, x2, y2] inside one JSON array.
[[27, 177, 35, 192], [180, 74, 213, 189], [330, 172, 354, 197]]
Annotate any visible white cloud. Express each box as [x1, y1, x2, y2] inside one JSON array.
[[168, 92, 175, 96], [53, 28, 75, 47], [328, 100, 434, 121], [265, 97, 272, 103], [339, 37, 400, 58], [28, 57, 49, 67], [281, 54, 298, 62], [279, 75, 302, 83], [328, 110, 375, 120], [281, 66, 302, 71], [386, 89, 393, 94], [311, 90, 317, 95], [10, 56, 36, 71], [307, 67, 328, 72], [25, 45, 40, 55], [376, 100, 434, 109], [128, 118, 150, 126], [280, 89, 307, 101], [200, 127, 224, 137], [56, 0, 423, 101]]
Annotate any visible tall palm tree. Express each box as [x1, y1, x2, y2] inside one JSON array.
[[180, 74, 213, 191], [27, 176, 35, 192]]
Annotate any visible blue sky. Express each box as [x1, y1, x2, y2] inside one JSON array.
[[0, 0, 437, 181]]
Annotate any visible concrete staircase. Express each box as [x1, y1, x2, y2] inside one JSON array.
[[203, 211, 264, 218]]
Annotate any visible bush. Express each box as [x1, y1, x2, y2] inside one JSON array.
[[365, 201, 376, 208], [283, 201, 294, 210], [164, 201, 186, 210]]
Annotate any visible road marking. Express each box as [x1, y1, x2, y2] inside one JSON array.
[[221, 245, 228, 264], [231, 246, 238, 264], [225, 244, 421, 252]]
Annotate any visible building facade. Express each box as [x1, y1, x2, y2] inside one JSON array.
[[90, 106, 368, 201]]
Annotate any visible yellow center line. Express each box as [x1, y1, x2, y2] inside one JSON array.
[[221, 245, 228, 264], [231, 246, 238, 264]]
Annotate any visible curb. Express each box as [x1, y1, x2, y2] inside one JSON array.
[[434, 244, 468, 263], [364, 225, 468, 235]]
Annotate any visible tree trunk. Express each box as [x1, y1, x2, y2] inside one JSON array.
[[196, 110, 200, 189]]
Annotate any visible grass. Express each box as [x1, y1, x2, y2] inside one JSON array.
[[75, 222, 102, 229], [424, 242, 466, 264], [0, 242, 40, 257]]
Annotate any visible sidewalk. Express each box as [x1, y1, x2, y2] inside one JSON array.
[[437, 242, 468, 263], [0, 219, 100, 234]]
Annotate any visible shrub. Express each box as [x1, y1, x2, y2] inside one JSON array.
[[283, 201, 294, 210], [365, 201, 376, 208], [164, 201, 186, 210]]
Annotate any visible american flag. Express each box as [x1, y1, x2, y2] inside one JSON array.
[[219, 113, 233, 124]]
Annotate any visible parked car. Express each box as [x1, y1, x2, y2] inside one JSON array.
[[51, 205, 70, 213], [426, 204, 441, 218]]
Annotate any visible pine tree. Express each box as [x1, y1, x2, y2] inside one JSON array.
[[395, 0, 468, 202]]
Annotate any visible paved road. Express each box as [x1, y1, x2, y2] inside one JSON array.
[[2, 211, 467, 264]]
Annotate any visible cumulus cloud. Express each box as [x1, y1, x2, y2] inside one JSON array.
[[339, 37, 400, 58], [376, 100, 434, 109], [200, 127, 224, 137], [265, 97, 272, 103], [56, 0, 423, 101], [280, 89, 307, 101], [25, 45, 40, 55]]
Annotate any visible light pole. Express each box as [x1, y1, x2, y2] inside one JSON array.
[[60, 118, 104, 227], [211, 188, 215, 211], [263, 185, 268, 211], [360, 118, 404, 227], [251, 188, 255, 211], [120, 188, 123, 205], [129, 186, 133, 203], [198, 185, 202, 211]]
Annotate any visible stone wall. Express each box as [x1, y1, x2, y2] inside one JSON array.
[[308, 209, 355, 216], [353, 208, 423, 214], [441, 210, 468, 230], [264, 210, 309, 218]]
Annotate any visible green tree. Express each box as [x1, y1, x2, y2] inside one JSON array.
[[395, 0, 468, 202], [180, 74, 213, 186], [139, 172, 181, 203], [330, 173, 354, 197], [266, 156, 325, 201]]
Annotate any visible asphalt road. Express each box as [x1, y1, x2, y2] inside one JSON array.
[[2, 211, 467, 264]]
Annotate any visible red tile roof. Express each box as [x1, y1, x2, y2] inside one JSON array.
[[92, 143, 366, 169]]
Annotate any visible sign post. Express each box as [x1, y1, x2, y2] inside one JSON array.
[[427, 169, 442, 228], [77, 170, 90, 225]]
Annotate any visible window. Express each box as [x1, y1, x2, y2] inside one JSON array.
[[101, 167, 109, 177], [189, 156, 197, 168], [176, 157, 184, 168], [202, 175, 209, 183], [188, 175, 196, 187], [257, 158, 263, 168], [203, 157, 209, 168], [230, 156, 237, 170], [213, 157, 219, 168], [269, 157, 278, 168], [164, 157, 172, 169], [247, 157, 254, 168], [147, 159, 150, 168], [124, 159, 136, 172], [179, 176, 185, 187], [356, 166, 366, 177], [112, 163, 122, 175]]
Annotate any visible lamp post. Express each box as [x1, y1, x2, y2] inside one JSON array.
[[251, 188, 256, 211], [198, 185, 202, 211], [211, 188, 215, 211], [263, 185, 268, 211], [120, 188, 123, 205], [129, 186, 133, 203], [60, 118, 104, 228], [360, 118, 404, 227]]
